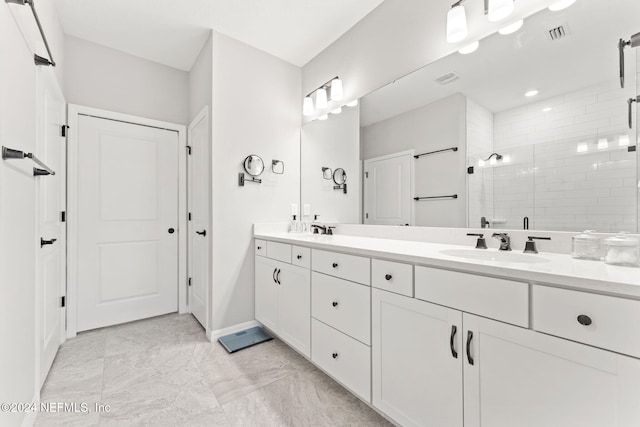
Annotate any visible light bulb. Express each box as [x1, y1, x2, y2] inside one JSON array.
[[318, 114, 328, 121], [303, 96, 314, 116], [346, 99, 358, 107], [447, 4, 468, 43], [478, 159, 486, 167], [548, 0, 576, 12], [316, 88, 328, 110], [619, 135, 630, 147], [330, 78, 343, 101], [597, 138, 608, 150], [458, 41, 479, 54], [525, 90, 539, 97], [331, 107, 342, 114], [576, 143, 588, 153], [498, 19, 523, 35], [487, 0, 514, 22]]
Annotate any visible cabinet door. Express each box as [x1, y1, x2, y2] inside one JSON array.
[[278, 263, 311, 357], [255, 256, 279, 332], [372, 289, 463, 427], [463, 314, 640, 427]]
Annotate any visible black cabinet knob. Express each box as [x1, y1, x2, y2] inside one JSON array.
[[332, 263, 338, 268], [385, 274, 392, 281], [297, 255, 302, 260], [257, 246, 262, 250], [577, 315, 592, 326], [168, 228, 175, 234], [332, 301, 339, 308], [332, 352, 338, 359]]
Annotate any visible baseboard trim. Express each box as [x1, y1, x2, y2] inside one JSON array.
[[206, 320, 261, 342]]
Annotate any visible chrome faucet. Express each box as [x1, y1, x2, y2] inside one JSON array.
[[311, 225, 327, 235], [492, 233, 511, 251]]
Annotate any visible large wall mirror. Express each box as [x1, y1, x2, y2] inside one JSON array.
[[301, 0, 640, 232]]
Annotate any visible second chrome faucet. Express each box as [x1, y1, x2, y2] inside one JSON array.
[[492, 233, 511, 251]]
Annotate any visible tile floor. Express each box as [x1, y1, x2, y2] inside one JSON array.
[[35, 314, 392, 426]]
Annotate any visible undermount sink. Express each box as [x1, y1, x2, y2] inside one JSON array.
[[440, 249, 550, 264]]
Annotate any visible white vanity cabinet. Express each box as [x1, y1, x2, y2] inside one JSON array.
[[463, 313, 640, 427], [255, 250, 310, 357], [372, 289, 463, 427]]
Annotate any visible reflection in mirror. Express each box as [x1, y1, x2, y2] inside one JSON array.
[[301, 0, 640, 232], [243, 154, 264, 176], [301, 105, 360, 223], [333, 168, 347, 185]]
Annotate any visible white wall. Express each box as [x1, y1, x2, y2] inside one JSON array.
[[189, 33, 213, 120], [361, 94, 467, 227], [301, 106, 360, 223], [1, 3, 64, 426], [64, 36, 190, 124], [210, 32, 301, 332]]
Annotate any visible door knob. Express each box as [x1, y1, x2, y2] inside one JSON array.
[[168, 228, 175, 234], [196, 230, 206, 236], [40, 238, 57, 247]]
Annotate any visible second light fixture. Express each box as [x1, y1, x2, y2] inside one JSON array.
[[303, 77, 343, 117]]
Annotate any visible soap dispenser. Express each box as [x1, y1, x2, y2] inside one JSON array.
[[289, 215, 300, 233]]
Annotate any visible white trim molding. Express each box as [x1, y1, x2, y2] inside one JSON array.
[[206, 320, 261, 342]]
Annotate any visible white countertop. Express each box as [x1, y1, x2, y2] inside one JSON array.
[[254, 232, 640, 299]]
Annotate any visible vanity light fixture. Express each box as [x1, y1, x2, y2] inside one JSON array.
[[498, 19, 523, 35], [576, 142, 589, 153], [316, 88, 328, 110], [525, 89, 539, 97], [486, 0, 514, 22], [303, 96, 314, 116], [459, 40, 480, 54], [619, 135, 630, 147], [597, 138, 609, 150], [330, 78, 343, 101], [548, 0, 576, 12], [318, 114, 328, 121], [346, 99, 358, 107], [331, 107, 342, 114], [447, 1, 468, 43]]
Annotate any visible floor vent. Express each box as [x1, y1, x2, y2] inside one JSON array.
[[548, 24, 571, 41], [434, 72, 460, 85]]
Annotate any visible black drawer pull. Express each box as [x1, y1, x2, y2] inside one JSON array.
[[196, 230, 206, 236], [272, 268, 277, 284], [577, 315, 592, 326], [40, 238, 57, 247], [257, 246, 262, 250], [297, 255, 302, 260], [332, 263, 338, 268], [450, 325, 458, 359], [332, 301, 339, 308], [332, 352, 338, 359], [385, 274, 392, 281], [466, 330, 474, 365]]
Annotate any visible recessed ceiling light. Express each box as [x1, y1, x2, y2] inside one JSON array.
[[498, 20, 524, 35], [542, 106, 552, 112], [458, 41, 479, 54], [525, 90, 539, 97], [548, 0, 577, 12]]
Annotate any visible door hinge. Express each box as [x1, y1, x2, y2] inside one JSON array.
[[61, 125, 69, 137], [365, 172, 369, 178], [60, 296, 66, 307], [366, 213, 369, 219], [188, 212, 192, 221], [60, 211, 66, 222], [188, 277, 192, 287], [186, 145, 192, 155]]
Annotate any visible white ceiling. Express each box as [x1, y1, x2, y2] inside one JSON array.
[[361, 0, 640, 126], [54, 0, 385, 71]]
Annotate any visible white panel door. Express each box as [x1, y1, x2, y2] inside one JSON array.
[[187, 109, 209, 328], [76, 115, 179, 331], [277, 262, 310, 357], [36, 68, 66, 385], [372, 289, 463, 427], [364, 151, 412, 225], [463, 314, 640, 427], [255, 256, 279, 332]]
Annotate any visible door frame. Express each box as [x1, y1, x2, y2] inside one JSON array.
[[363, 149, 415, 226], [66, 104, 188, 338]]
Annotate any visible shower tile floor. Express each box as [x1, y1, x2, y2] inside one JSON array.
[[35, 314, 391, 426]]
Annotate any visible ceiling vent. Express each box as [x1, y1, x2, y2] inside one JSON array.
[[434, 72, 460, 85], [548, 23, 571, 41]]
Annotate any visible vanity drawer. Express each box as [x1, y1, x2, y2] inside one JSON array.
[[532, 285, 640, 358], [292, 246, 310, 269], [415, 266, 528, 327], [372, 259, 413, 297], [312, 249, 370, 285], [255, 239, 267, 257], [312, 318, 371, 403], [266, 241, 291, 263], [312, 272, 370, 345]]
